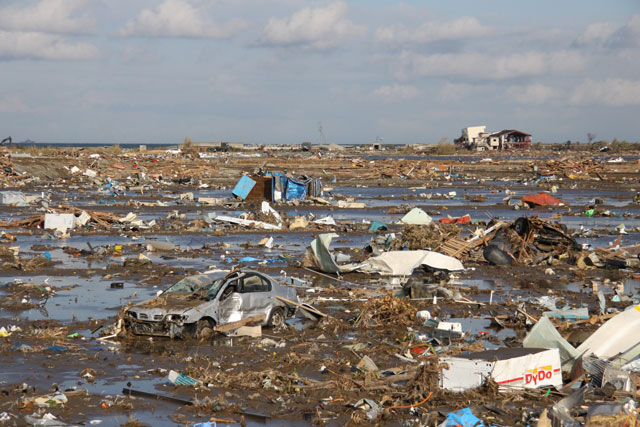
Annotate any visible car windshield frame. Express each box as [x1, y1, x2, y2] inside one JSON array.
[[162, 273, 227, 295], [202, 278, 227, 300]]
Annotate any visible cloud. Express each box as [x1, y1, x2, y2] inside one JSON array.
[[210, 74, 250, 96], [575, 22, 618, 45], [0, 94, 40, 113], [570, 78, 640, 106], [402, 50, 585, 80], [506, 84, 559, 105], [438, 82, 484, 102], [372, 83, 419, 102], [260, 1, 366, 50], [120, 0, 247, 38], [575, 14, 640, 48], [0, 0, 94, 35], [0, 31, 99, 61], [122, 43, 160, 64], [376, 16, 493, 46]]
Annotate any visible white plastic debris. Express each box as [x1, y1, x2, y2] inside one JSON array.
[[416, 310, 432, 321], [400, 207, 433, 225], [261, 201, 283, 223], [43, 213, 76, 231]]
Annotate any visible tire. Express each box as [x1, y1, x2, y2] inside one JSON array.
[[267, 308, 285, 329], [195, 319, 214, 339], [514, 217, 530, 236], [483, 244, 513, 266]]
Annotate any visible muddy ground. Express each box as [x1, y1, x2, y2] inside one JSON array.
[[0, 145, 639, 426]]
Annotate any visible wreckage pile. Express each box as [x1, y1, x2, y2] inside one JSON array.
[[530, 156, 605, 180]]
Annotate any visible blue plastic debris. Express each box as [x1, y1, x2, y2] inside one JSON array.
[[232, 176, 256, 200], [543, 307, 590, 321], [9, 342, 33, 352], [192, 422, 216, 427], [369, 220, 388, 232], [284, 177, 307, 201], [240, 256, 276, 264], [44, 251, 51, 261], [440, 408, 485, 427], [167, 370, 202, 386], [46, 345, 69, 352]]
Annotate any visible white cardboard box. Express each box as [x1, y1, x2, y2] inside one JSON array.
[[440, 347, 562, 392]]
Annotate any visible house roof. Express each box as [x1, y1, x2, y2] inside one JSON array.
[[491, 129, 531, 137]]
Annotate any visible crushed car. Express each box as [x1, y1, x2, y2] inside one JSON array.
[[124, 269, 298, 339]]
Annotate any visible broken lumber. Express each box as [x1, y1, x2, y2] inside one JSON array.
[[214, 314, 266, 333]]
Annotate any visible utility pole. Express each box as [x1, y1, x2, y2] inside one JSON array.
[[317, 122, 326, 145]]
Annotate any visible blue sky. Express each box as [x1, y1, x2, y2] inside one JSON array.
[[0, 0, 639, 145]]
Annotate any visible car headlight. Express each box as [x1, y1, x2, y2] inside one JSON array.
[[166, 314, 186, 322]]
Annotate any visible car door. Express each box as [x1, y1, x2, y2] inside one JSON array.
[[218, 278, 242, 324], [238, 273, 273, 318]]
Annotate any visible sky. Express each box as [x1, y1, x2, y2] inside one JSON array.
[[0, 0, 639, 145]]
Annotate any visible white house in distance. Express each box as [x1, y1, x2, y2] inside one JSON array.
[[455, 126, 532, 151], [459, 126, 487, 147]]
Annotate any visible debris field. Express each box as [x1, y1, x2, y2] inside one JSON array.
[[1, 145, 640, 426]]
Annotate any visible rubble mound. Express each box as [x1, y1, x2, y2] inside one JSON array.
[[391, 224, 439, 250], [355, 296, 414, 326]]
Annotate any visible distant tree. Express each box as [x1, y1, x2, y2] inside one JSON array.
[[435, 137, 456, 155], [587, 133, 596, 144], [181, 136, 198, 157]]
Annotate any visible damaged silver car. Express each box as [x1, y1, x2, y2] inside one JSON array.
[[124, 269, 298, 339]]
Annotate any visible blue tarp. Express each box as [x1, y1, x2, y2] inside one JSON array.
[[285, 177, 307, 201], [232, 176, 256, 200]]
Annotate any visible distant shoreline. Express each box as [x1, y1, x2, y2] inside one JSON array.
[[9, 142, 175, 149]]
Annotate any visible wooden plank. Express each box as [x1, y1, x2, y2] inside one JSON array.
[[439, 237, 474, 257], [517, 308, 539, 324], [214, 314, 266, 333]]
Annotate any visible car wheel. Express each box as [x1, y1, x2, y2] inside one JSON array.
[[268, 308, 285, 329], [195, 319, 214, 339], [483, 244, 513, 266]]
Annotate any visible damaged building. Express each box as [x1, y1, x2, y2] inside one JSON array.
[[455, 126, 532, 151]]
